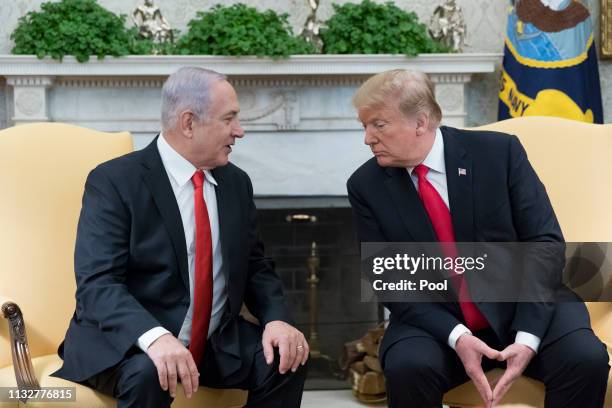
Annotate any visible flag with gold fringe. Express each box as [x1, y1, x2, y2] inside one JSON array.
[[498, 0, 603, 123]]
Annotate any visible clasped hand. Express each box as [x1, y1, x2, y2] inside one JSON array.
[[455, 334, 535, 408]]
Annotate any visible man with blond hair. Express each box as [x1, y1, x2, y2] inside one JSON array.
[[53, 67, 308, 407], [347, 69, 609, 407]]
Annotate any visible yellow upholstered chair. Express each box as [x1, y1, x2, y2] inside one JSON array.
[[0, 123, 247, 407], [443, 116, 612, 407]]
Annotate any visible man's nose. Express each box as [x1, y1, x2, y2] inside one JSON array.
[[364, 126, 377, 146], [234, 121, 245, 138]]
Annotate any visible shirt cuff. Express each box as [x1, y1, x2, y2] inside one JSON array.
[[448, 324, 472, 350], [515, 331, 541, 353], [137, 326, 171, 352]]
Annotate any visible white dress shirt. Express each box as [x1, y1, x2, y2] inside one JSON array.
[[136, 134, 228, 351], [408, 128, 541, 353]]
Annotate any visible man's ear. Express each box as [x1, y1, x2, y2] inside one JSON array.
[[415, 112, 430, 136], [179, 110, 195, 138]]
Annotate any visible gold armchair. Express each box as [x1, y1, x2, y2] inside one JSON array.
[[0, 123, 247, 407], [443, 116, 612, 407]]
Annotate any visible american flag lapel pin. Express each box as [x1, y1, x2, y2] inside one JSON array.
[[458, 168, 467, 176]]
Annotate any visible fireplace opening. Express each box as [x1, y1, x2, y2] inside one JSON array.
[[256, 204, 379, 389]]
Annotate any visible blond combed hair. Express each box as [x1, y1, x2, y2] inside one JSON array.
[[352, 69, 442, 128]]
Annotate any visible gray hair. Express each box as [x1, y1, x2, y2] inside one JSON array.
[[161, 66, 227, 132]]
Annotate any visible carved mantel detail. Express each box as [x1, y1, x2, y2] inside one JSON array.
[[5, 76, 54, 124], [238, 89, 300, 130]]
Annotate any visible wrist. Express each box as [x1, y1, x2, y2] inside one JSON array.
[[265, 320, 283, 328], [455, 332, 472, 348], [148, 333, 171, 350], [515, 342, 536, 356]]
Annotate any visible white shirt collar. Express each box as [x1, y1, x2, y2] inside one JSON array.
[[408, 128, 445, 175], [157, 133, 218, 188]]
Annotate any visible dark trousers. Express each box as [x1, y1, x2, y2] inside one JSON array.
[[382, 328, 609, 408], [85, 320, 307, 408]]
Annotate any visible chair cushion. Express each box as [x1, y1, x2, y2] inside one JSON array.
[[0, 355, 247, 407]]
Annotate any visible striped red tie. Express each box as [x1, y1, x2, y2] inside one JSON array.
[[413, 164, 489, 332], [189, 170, 214, 364]]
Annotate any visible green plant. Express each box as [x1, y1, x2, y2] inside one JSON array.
[[175, 3, 315, 57], [11, 0, 137, 62], [321, 0, 450, 55]]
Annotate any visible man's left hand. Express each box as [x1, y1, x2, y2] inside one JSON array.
[[262, 320, 309, 374], [491, 343, 535, 406]]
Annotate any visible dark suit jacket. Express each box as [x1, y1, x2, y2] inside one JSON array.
[[53, 138, 291, 383], [347, 126, 590, 359]]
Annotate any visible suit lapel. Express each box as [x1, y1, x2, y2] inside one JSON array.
[[141, 137, 190, 290], [441, 127, 475, 242], [384, 166, 437, 242]]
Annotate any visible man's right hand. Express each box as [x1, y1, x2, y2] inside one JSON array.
[[455, 333, 500, 408], [146, 333, 199, 399]]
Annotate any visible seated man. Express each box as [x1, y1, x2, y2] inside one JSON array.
[[53, 67, 309, 408], [347, 69, 609, 408]]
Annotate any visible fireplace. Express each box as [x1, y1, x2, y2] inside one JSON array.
[[255, 201, 379, 389]]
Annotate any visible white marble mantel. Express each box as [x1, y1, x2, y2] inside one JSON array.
[[0, 53, 500, 76], [0, 53, 501, 196]]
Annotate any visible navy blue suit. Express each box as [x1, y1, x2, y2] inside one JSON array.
[[53, 138, 306, 407], [347, 126, 609, 407]]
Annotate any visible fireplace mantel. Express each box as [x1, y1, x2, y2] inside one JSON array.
[[0, 54, 500, 76], [0, 53, 501, 196]]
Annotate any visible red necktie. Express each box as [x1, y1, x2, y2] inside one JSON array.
[[189, 170, 214, 364], [413, 164, 489, 332]]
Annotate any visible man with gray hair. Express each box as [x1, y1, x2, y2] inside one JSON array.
[[347, 69, 608, 407], [53, 66, 309, 407]]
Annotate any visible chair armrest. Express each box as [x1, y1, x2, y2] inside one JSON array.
[[1, 296, 40, 402], [0, 296, 16, 309]]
